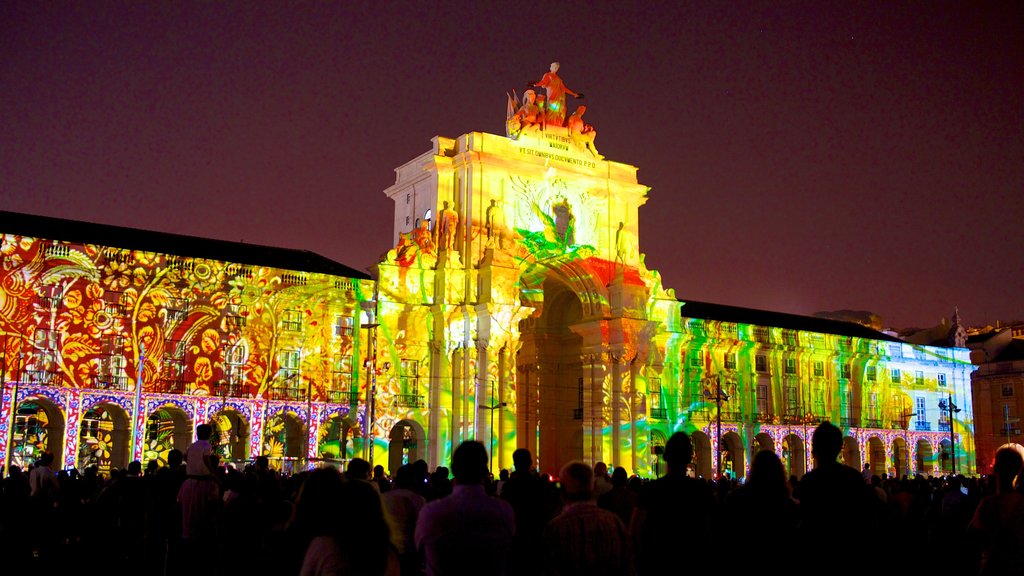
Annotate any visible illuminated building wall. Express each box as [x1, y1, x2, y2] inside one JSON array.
[[0, 212, 375, 474], [0, 119, 978, 478], [375, 124, 976, 477]]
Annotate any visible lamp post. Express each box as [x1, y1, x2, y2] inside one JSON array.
[[704, 374, 730, 478], [938, 394, 961, 474], [479, 380, 507, 472], [361, 322, 389, 468]]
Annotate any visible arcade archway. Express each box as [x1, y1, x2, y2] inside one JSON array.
[[78, 403, 130, 473], [691, 430, 713, 479], [388, 419, 425, 475], [318, 414, 359, 467], [11, 397, 64, 468], [842, 436, 861, 470], [519, 277, 584, 474], [211, 409, 250, 465], [143, 405, 192, 467], [867, 436, 886, 477], [263, 411, 306, 472], [782, 434, 805, 479]]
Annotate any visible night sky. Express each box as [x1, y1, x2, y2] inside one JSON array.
[[3, 2, 1021, 330]]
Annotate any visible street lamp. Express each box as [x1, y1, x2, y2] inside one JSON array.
[[479, 380, 507, 472], [703, 374, 730, 478], [938, 394, 961, 474], [362, 322, 389, 468]]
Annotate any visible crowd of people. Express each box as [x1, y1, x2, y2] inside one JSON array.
[[1, 420, 1022, 575]]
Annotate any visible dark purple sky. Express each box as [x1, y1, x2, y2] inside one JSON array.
[[3, 2, 1021, 330]]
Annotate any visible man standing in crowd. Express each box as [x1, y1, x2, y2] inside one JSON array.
[[545, 461, 631, 575], [415, 441, 515, 575]]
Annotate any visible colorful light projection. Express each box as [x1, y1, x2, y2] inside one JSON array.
[[377, 115, 976, 477], [0, 234, 373, 472]]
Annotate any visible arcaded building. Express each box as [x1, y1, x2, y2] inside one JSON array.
[[0, 95, 977, 478]]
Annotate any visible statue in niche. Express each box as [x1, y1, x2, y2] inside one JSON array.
[[412, 220, 434, 254], [528, 61, 584, 127], [552, 200, 575, 246], [485, 199, 505, 249], [566, 105, 602, 159], [507, 89, 543, 139], [436, 201, 459, 252], [615, 222, 627, 265]]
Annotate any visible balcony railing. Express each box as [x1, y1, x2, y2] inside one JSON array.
[[95, 376, 130, 391], [158, 379, 190, 394], [938, 422, 951, 432], [915, 421, 932, 431], [394, 394, 424, 408], [840, 417, 857, 428], [269, 387, 305, 401], [25, 370, 59, 385], [325, 389, 355, 404], [650, 407, 667, 420], [212, 382, 248, 398], [865, 418, 883, 428], [720, 410, 743, 422]]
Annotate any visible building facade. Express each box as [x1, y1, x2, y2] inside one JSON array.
[[968, 324, 1024, 474], [0, 93, 977, 478]]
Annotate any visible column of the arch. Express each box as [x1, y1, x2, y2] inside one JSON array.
[[249, 400, 265, 460], [627, 360, 639, 472], [307, 403, 323, 470], [427, 336, 448, 470], [63, 388, 82, 469], [580, 351, 609, 466], [0, 384, 12, 473], [473, 330, 492, 454], [609, 354, 627, 468], [498, 344, 516, 471]]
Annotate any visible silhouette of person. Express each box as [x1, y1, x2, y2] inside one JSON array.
[[544, 461, 631, 575], [502, 448, 555, 574], [798, 421, 874, 569], [630, 431, 715, 575], [416, 441, 515, 575], [969, 447, 1024, 576]]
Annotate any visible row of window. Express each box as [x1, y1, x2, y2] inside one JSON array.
[[688, 350, 947, 386]]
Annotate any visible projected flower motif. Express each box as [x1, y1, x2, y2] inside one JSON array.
[[264, 437, 284, 459], [90, 431, 112, 459], [85, 304, 119, 336], [186, 260, 227, 294], [103, 261, 133, 290]]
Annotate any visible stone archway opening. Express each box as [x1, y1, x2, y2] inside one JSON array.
[[892, 437, 910, 479], [916, 439, 934, 476], [144, 405, 192, 467], [868, 436, 886, 477], [650, 430, 667, 478], [518, 277, 584, 475], [78, 402, 130, 474], [263, 411, 307, 473], [721, 431, 745, 480], [11, 397, 65, 469], [318, 414, 359, 468], [690, 430, 713, 479], [939, 439, 953, 474], [211, 409, 251, 465], [388, 419, 425, 476], [782, 434, 805, 479], [752, 432, 774, 455], [843, 436, 861, 470]]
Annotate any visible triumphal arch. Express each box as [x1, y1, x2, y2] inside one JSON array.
[[376, 70, 675, 475]]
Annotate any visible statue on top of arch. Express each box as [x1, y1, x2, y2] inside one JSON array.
[[507, 62, 599, 157]]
